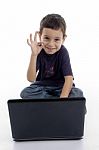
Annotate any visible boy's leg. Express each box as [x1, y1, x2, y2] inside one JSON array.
[[20, 84, 84, 99], [44, 86, 62, 98], [20, 84, 59, 99], [69, 87, 84, 97], [44, 86, 84, 98], [20, 84, 45, 99]]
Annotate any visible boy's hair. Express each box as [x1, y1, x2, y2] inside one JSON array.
[[40, 14, 66, 37]]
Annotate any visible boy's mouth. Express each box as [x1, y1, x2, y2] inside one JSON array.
[[45, 47, 56, 51]]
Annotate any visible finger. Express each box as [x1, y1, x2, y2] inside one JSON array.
[[30, 34, 33, 43], [34, 31, 39, 42], [27, 39, 31, 46], [37, 42, 43, 47]]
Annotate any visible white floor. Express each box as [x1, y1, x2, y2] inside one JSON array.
[[0, 84, 99, 150]]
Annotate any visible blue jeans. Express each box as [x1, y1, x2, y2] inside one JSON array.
[[20, 83, 84, 99]]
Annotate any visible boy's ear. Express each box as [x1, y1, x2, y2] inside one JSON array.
[[64, 34, 67, 40], [62, 34, 67, 43]]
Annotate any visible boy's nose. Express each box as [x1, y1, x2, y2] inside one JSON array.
[[48, 40, 54, 46]]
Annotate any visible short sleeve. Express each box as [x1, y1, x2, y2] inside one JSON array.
[[61, 49, 73, 77]]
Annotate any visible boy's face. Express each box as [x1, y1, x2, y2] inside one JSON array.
[[40, 28, 65, 54]]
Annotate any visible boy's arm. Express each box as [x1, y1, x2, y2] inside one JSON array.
[[60, 76, 73, 98], [26, 32, 43, 82], [27, 54, 37, 82]]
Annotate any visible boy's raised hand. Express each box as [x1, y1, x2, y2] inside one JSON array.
[[27, 31, 43, 56]]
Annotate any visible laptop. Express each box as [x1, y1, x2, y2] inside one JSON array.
[[7, 97, 86, 141]]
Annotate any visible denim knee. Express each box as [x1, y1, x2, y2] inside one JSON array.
[[69, 87, 84, 97], [20, 88, 27, 98]]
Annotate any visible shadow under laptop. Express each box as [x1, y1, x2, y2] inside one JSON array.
[[12, 139, 85, 150]]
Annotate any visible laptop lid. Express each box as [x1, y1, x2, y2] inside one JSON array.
[[7, 97, 86, 141]]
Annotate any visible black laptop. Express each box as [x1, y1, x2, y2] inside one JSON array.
[[7, 97, 86, 141]]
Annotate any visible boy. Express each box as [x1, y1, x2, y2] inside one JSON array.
[[20, 14, 83, 99]]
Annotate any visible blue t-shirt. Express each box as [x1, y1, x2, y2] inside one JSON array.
[[35, 45, 73, 86]]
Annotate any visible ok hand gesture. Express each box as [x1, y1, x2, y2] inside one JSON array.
[[27, 31, 43, 56]]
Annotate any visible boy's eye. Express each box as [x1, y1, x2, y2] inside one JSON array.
[[44, 37, 49, 40], [55, 39, 60, 41]]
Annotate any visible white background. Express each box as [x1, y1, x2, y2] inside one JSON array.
[[0, 0, 99, 149]]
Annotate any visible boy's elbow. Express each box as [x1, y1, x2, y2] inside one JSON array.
[[27, 76, 36, 83], [27, 79, 34, 83]]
